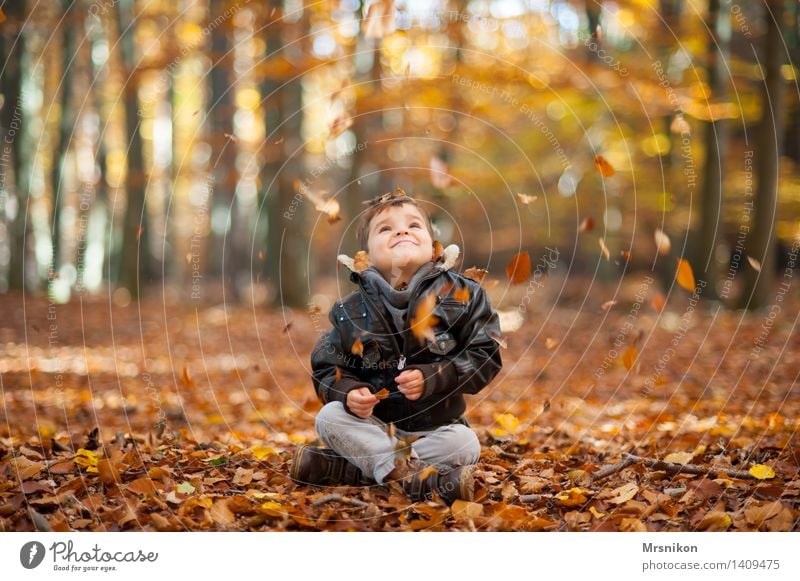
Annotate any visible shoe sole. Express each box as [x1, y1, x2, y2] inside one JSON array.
[[289, 444, 309, 483]]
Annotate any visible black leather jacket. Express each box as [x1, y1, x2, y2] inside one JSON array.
[[310, 246, 503, 432]]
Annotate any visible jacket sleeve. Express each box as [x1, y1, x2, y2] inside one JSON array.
[[407, 283, 503, 399], [310, 308, 370, 409]]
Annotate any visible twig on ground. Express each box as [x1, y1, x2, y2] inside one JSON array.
[[311, 494, 368, 508]]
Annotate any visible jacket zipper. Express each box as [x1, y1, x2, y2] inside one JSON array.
[[357, 268, 443, 371]]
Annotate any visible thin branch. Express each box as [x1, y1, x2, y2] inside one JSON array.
[[311, 494, 368, 508], [622, 453, 756, 480], [591, 455, 638, 481]]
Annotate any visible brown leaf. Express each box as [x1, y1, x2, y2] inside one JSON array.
[[579, 216, 594, 232], [351, 337, 364, 357], [505, 251, 531, 284], [432, 240, 444, 262], [181, 365, 195, 388], [598, 238, 611, 261], [621, 347, 638, 371], [97, 458, 120, 485], [605, 482, 639, 504], [127, 478, 160, 496], [410, 293, 439, 344], [746, 256, 762, 272], [601, 300, 617, 311], [210, 498, 236, 526], [374, 388, 390, 400]]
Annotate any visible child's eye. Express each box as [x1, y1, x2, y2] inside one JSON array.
[[379, 226, 390, 233], [410, 222, 421, 228]]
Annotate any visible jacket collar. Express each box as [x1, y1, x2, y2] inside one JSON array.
[[337, 244, 461, 280]]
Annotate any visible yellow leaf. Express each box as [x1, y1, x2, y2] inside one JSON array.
[[697, 511, 732, 531], [589, 506, 606, 519], [664, 452, 694, 465], [556, 488, 590, 507], [251, 445, 277, 460], [74, 448, 99, 472], [749, 464, 776, 480], [493, 413, 520, 434], [675, 258, 696, 292]]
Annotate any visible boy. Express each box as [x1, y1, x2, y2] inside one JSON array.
[[291, 189, 503, 504]]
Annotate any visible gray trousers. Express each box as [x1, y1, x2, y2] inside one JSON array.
[[315, 401, 481, 484]]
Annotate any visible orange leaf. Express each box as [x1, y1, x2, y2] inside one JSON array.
[[127, 478, 160, 496], [351, 338, 364, 356], [594, 155, 615, 177], [505, 251, 531, 284], [432, 240, 444, 262], [622, 347, 638, 371], [579, 216, 594, 232], [374, 388, 390, 400], [453, 286, 470, 304], [675, 258, 696, 292], [410, 293, 439, 344], [181, 365, 195, 388], [463, 267, 489, 285], [651, 292, 666, 312]]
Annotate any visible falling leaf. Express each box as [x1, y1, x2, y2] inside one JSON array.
[[364, 0, 396, 39], [621, 347, 638, 371], [746, 256, 762, 272], [491, 413, 520, 438], [545, 337, 559, 350], [463, 267, 489, 285], [294, 181, 341, 224], [670, 114, 691, 135], [351, 338, 364, 356], [594, 155, 615, 177], [651, 292, 666, 312], [410, 293, 439, 344], [598, 238, 610, 261], [497, 309, 524, 333], [176, 481, 196, 494], [328, 115, 353, 139], [181, 365, 195, 388], [675, 258, 696, 292], [601, 300, 617, 311], [579, 216, 595, 232], [516, 193, 538, 204], [0, 9, 7, 23], [353, 251, 371, 272], [429, 156, 453, 189], [453, 286, 470, 304], [374, 388, 390, 400], [505, 251, 531, 284], [654, 228, 671, 256], [748, 464, 776, 480], [620, 250, 632, 261], [664, 452, 694, 465], [432, 240, 444, 262]]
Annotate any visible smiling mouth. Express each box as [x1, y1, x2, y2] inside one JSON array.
[[391, 240, 416, 248]]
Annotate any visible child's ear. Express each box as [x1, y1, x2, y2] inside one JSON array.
[[432, 240, 444, 262]]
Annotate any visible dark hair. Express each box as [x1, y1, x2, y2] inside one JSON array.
[[356, 188, 434, 251]]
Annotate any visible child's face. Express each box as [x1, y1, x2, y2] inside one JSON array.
[[366, 204, 433, 281]]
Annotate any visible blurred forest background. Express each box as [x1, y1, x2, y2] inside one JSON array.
[[0, 0, 797, 310], [1, 0, 799, 533]]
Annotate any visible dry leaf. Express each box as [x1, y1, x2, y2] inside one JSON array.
[[579, 216, 595, 232], [606, 482, 639, 505], [410, 293, 438, 344], [516, 193, 538, 204], [453, 286, 470, 304], [353, 251, 371, 272], [664, 452, 693, 465], [374, 388, 390, 400], [748, 464, 775, 480], [463, 267, 489, 285], [601, 300, 617, 311], [351, 338, 364, 356], [432, 240, 444, 262], [621, 347, 638, 371], [651, 292, 666, 312], [545, 337, 559, 350], [675, 258, 696, 292], [505, 251, 531, 284], [594, 155, 615, 177]]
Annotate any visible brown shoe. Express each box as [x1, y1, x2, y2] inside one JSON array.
[[290, 444, 371, 486], [402, 464, 476, 505]]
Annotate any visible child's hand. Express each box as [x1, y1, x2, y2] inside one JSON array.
[[396, 369, 425, 401], [346, 387, 379, 418]]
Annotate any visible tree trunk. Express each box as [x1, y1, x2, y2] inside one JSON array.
[[1, 0, 29, 292], [693, 0, 730, 298], [740, 0, 785, 309], [261, 0, 307, 308], [207, 0, 240, 302], [116, 0, 149, 298]]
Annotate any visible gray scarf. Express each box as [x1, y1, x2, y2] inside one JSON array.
[[359, 262, 438, 334]]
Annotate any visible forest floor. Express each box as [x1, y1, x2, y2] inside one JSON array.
[[0, 284, 798, 532]]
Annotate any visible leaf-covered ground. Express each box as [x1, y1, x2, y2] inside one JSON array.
[[1, 285, 798, 532]]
